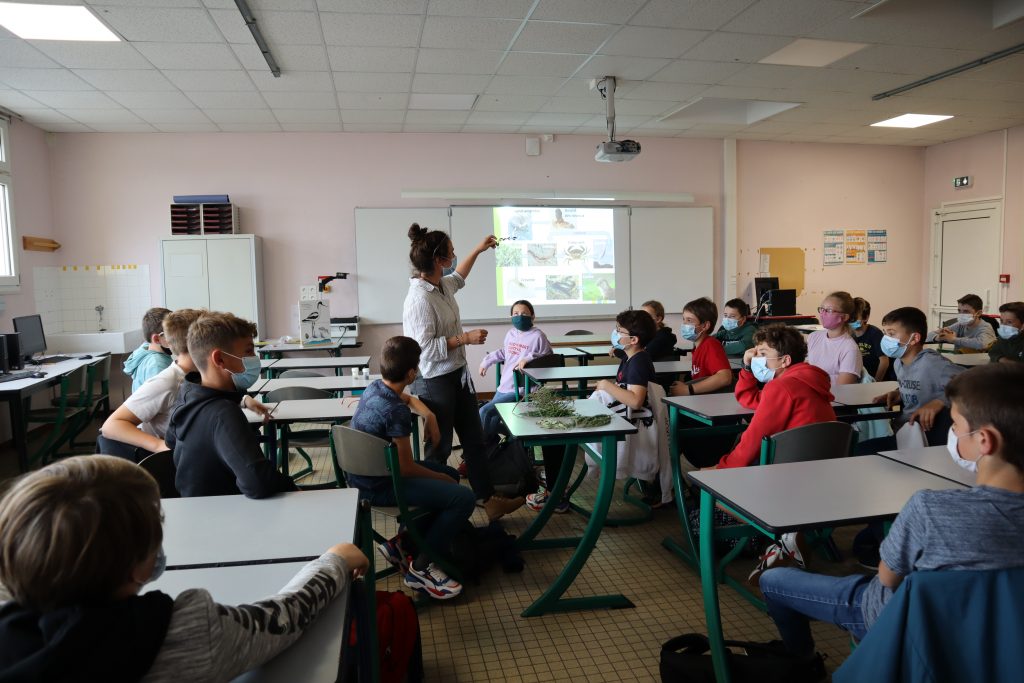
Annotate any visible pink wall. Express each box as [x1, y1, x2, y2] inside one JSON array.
[[736, 140, 926, 320], [923, 125, 1024, 306]]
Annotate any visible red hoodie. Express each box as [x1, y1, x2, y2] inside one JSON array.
[[718, 362, 836, 468]]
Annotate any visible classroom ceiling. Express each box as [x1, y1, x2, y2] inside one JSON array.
[[0, 0, 1022, 145]]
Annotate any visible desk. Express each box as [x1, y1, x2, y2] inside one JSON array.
[[793, 324, 823, 334], [258, 337, 360, 358], [268, 356, 372, 378], [161, 489, 359, 569], [149, 562, 348, 683], [253, 375, 382, 396], [830, 381, 898, 408], [547, 333, 608, 348], [523, 360, 694, 397], [493, 346, 593, 394], [245, 398, 361, 476], [756, 314, 820, 326], [950, 353, 992, 367], [878, 445, 976, 487], [687, 457, 964, 683], [495, 399, 637, 617]]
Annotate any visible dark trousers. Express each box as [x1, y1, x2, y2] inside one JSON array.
[[411, 367, 492, 500], [97, 433, 150, 463]]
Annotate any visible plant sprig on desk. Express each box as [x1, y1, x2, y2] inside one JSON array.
[[524, 388, 613, 430]]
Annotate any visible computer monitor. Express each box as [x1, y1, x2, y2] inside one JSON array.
[[12, 314, 46, 361], [754, 276, 780, 303]]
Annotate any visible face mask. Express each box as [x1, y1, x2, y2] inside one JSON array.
[[679, 323, 699, 342], [441, 254, 458, 277], [850, 321, 863, 331], [819, 311, 845, 330], [880, 335, 908, 359], [947, 427, 981, 473], [160, 345, 173, 355], [998, 324, 1020, 340], [511, 314, 533, 331], [721, 317, 739, 331], [750, 356, 776, 383], [223, 351, 261, 390], [148, 546, 166, 585], [610, 329, 625, 350], [957, 313, 974, 325]]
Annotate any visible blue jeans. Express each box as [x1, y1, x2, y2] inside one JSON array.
[[361, 461, 475, 563], [479, 391, 517, 439], [759, 567, 872, 657]]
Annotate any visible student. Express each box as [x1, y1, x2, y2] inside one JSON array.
[[123, 307, 173, 392], [351, 336, 473, 600], [478, 299, 553, 438], [716, 325, 835, 469], [988, 301, 1024, 364], [165, 312, 295, 498], [759, 364, 1024, 676], [714, 298, 757, 357], [806, 291, 862, 386], [851, 297, 891, 382], [927, 293, 996, 353], [670, 297, 733, 396], [629, 300, 677, 361], [0, 455, 368, 682]]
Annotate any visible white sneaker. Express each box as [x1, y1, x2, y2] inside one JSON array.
[[403, 562, 463, 600]]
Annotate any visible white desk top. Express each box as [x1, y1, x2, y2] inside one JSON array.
[[495, 399, 637, 441], [260, 359, 278, 370], [254, 375, 382, 394], [831, 381, 899, 408], [525, 359, 692, 383], [548, 333, 608, 347], [661, 393, 754, 422], [574, 344, 615, 357], [794, 324, 824, 333], [688, 455, 965, 533], [950, 353, 992, 367], [244, 398, 360, 424], [149, 562, 346, 683], [258, 337, 359, 353], [272, 356, 372, 369], [161, 489, 359, 568], [877, 445, 976, 487], [0, 356, 99, 392]]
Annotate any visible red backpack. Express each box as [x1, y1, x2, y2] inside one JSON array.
[[347, 590, 422, 683]]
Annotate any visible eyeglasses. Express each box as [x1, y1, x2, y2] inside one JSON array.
[[817, 307, 840, 314]]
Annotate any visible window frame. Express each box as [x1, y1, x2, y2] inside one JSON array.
[[0, 117, 21, 292]]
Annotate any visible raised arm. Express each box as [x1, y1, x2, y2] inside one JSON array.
[[455, 234, 498, 280]]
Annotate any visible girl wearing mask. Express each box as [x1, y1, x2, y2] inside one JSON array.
[[807, 291, 863, 386]]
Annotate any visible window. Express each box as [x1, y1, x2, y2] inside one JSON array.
[[0, 117, 19, 290]]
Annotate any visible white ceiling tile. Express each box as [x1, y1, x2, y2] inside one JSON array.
[[185, 90, 267, 107], [28, 41, 152, 69], [90, 123, 159, 132], [342, 122, 402, 131], [621, 82, 707, 101], [582, 113, 651, 128], [720, 64, 812, 89], [261, 90, 337, 108], [680, 32, 793, 63], [135, 43, 242, 70], [0, 68, 92, 91], [204, 107, 276, 123], [232, 44, 330, 71], [94, 0, 199, 6], [218, 122, 283, 131], [248, 70, 334, 90], [629, 0, 756, 30], [461, 124, 522, 132], [600, 26, 708, 59], [271, 108, 340, 123], [154, 122, 221, 131], [793, 68, 910, 95], [421, 16, 521, 50], [0, 91, 45, 110], [556, 77, 638, 98], [576, 55, 671, 81], [14, 107, 75, 123], [427, 0, 533, 19], [72, 69, 177, 91], [336, 92, 408, 108], [498, 52, 588, 77], [316, 0, 424, 11], [722, 0, 855, 37], [525, 112, 588, 127], [0, 40, 58, 68], [340, 109, 404, 123], [518, 125, 579, 134], [649, 59, 746, 84], [281, 122, 343, 130], [513, 21, 616, 54], [328, 46, 416, 72], [134, 108, 211, 123], [415, 49, 503, 75], [961, 55, 1024, 84], [474, 94, 549, 111], [201, 0, 236, 9], [251, 11, 324, 45], [404, 110, 469, 124], [403, 124, 462, 131], [251, 0, 317, 10], [93, 7, 224, 42], [40, 122, 95, 132], [698, 84, 786, 100], [333, 71, 411, 92], [540, 96, 604, 113], [531, 0, 645, 25], [163, 70, 255, 91], [60, 108, 144, 123], [411, 73, 490, 93], [612, 99, 677, 116], [208, 9, 255, 43], [465, 110, 531, 124], [321, 13, 422, 47], [22, 90, 121, 108], [831, 45, 985, 76], [107, 90, 195, 108], [486, 75, 566, 95]]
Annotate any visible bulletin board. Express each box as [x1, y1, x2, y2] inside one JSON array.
[[758, 247, 805, 293]]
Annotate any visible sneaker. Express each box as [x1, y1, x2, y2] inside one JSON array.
[[483, 494, 525, 521], [525, 490, 570, 513], [376, 539, 409, 575], [403, 562, 463, 600], [747, 532, 807, 586], [536, 466, 548, 489]]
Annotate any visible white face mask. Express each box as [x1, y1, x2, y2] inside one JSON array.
[[946, 426, 981, 473], [957, 313, 975, 325]]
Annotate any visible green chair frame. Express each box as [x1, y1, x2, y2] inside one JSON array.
[[25, 365, 92, 466], [265, 385, 334, 484]]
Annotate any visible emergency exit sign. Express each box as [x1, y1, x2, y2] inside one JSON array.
[[953, 176, 971, 188]]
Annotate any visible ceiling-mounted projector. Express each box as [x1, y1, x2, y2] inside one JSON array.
[[594, 76, 640, 163]]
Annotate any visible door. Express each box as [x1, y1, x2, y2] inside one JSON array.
[[929, 201, 1001, 327], [162, 239, 209, 310], [207, 237, 255, 322]]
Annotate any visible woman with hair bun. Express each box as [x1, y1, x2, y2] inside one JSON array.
[[401, 224, 524, 521]]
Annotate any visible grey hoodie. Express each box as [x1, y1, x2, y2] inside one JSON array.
[[894, 349, 965, 424]]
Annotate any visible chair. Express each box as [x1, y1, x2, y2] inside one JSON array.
[[54, 356, 112, 450], [24, 365, 91, 466], [138, 450, 179, 498], [565, 329, 593, 336], [279, 369, 323, 378], [514, 352, 565, 400], [265, 385, 336, 485], [759, 421, 855, 465]]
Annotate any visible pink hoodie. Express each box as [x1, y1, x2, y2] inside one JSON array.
[[480, 327, 553, 394]]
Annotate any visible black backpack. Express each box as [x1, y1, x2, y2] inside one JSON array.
[[660, 634, 824, 683], [483, 434, 538, 498]]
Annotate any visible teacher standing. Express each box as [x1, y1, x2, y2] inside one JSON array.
[[402, 224, 524, 521]]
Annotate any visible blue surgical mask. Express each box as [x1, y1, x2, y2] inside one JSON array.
[[148, 546, 166, 585], [998, 324, 1020, 340], [880, 335, 907, 359], [947, 427, 982, 473], [511, 314, 533, 331], [850, 321, 863, 331], [679, 323, 699, 342], [224, 351, 261, 390], [721, 317, 739, 331], [957, 313, 974, 325], [750, 356, 776, 383], [442, 254, 458, 277], [610, 329, 625, 350]]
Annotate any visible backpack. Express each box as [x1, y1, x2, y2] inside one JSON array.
[[343, 589, 423, 683], [449, 520, 525, 584], [659, 634, 822, 683], [483, 434, 538, 498]]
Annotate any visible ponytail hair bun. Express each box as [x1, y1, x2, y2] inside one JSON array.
[[408, 223, 429, 243]]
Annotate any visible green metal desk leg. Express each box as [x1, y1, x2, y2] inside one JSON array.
[[523, 375, 532, 401], [662, 405, 699, 568], [521, 435, 635, 617], [517, 443, 578, 550], [699, 489, 731, 683]]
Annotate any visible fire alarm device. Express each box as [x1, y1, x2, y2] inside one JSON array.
[[999, 274, 1011, 284]]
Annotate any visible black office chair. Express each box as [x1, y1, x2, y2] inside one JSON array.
[[565, 329, 593, 336], [138, 450, 178, 499]]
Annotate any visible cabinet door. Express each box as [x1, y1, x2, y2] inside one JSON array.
[[207, 238, 255, 321], [162, 239, 209, 310]]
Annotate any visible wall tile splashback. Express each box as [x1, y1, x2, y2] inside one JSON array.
[[34, 265, 152, 333]]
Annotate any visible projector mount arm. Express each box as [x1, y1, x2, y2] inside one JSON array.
[[596, 76, 617, 142]]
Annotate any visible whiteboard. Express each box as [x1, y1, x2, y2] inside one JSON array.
[[354, 208, 450, 325], [630, 207, 714, 313]]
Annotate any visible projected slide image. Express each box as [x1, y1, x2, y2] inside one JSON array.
[[493, 206, 615, 307]]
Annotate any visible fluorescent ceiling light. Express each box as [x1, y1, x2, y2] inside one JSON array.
[[408, 94, 477, 110], [759, 38, 868, 67], [401, 189, 695, 203], [871, 113, 953, 128], [661, 98, 800, 126], [0, 2, 119, 41]]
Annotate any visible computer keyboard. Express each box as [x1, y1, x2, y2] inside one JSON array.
[[37, 355, 72, 364], [0, 371, 35, 383]]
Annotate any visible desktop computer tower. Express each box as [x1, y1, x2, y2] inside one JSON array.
[[0, 335, 7, 374], [767, 289, 797, 317], [4, 333, 22, 371]]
